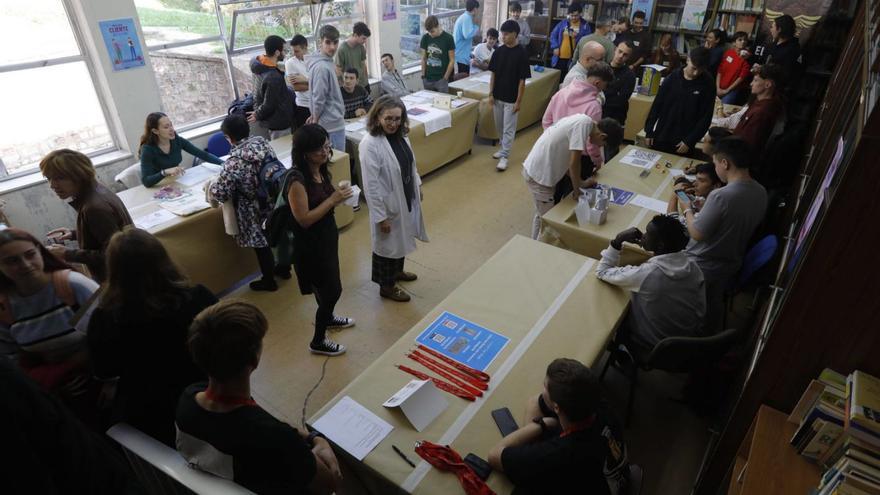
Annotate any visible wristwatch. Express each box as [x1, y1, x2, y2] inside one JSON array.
[[306, 430, 326, 446]]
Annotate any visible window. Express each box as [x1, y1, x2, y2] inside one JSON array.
[[399, 0, 466, 69], [135, 0, 236, 130], [0, 0, 115, 180]]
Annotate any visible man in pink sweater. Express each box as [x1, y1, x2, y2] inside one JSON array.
[[542, 62, 613, 169]]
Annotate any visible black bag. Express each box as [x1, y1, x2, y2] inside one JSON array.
[[263, 170, 294, 248], [228, 94, 254, 116], [256, 155, 288, 209]]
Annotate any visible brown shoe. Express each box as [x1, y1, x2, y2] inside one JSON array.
[[380, 285, 411, 302], [395, 271, 418, 282]]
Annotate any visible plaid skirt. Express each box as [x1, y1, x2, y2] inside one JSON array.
[[372, 253, 404, 287]]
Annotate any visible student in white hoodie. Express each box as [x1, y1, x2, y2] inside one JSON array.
[[596, 215, 706, 356], [306, 25, 346, 151]]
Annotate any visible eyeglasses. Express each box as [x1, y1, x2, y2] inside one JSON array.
[[382, 116, 403, 123]]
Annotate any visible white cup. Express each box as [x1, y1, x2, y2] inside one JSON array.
[[456, 91, 463, 98], [338, 180, 351, 189]]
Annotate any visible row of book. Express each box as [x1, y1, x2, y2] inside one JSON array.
[[789, 369, 880, 494], [714, 13, 759, 38], [718, 0, 764, 12], [600, 5, 631, 23], [654, 10, 682, 30]]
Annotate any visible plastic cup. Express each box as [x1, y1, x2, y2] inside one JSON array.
[[338, 180, 351, 189], [456, 91, 463, 98]]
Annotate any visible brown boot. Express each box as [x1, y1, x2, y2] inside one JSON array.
[[380, 285, 411, 302]]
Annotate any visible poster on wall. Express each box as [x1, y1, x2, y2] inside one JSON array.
[[680, 0, 710, 31], [631, 0, 655, 27], [383, 0, 398, 20], [99, 18, 145, 71]]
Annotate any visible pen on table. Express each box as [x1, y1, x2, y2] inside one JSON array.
[[393, 444, 417, 468]]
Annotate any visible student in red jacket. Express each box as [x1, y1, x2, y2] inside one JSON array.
[[733, 63, 785, 153], [716, 31, 751, 104]]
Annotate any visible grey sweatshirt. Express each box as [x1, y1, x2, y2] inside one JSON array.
[[306, 52, 345, 133], [596, 246, 706, 353]]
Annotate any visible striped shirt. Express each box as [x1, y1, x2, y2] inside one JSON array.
[[0, 271, 98, 360]]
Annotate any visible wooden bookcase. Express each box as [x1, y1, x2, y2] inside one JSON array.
[[649, 0, 715, 55], [707, 0, 765, 40]]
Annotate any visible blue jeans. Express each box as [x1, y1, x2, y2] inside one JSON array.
[[721, 90, 739, 104], [328, 129, 346, 152]]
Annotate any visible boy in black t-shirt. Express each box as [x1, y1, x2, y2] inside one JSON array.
[[488, 19, 532, 172], [488, 358, 629, 495], [175, 300, 341, 494]]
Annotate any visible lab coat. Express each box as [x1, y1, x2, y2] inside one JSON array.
[[359, 133, 429, 259]]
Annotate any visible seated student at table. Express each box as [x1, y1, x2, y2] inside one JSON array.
[[488, 358, 629, 495], [522, 114, 623, 239], [732, 64, 785, 152], [88, 229, 216, 447], [176, 300, 342, 494], [680, 137, 767, 332], [596, 217, 706, 356], [668, 162, 724, 219], [208, 114, 281, 292], [686, 126, 732, 174], [644, 46, 715, 156], [561, 40, 605, 89], [603, 41, 636, 127], [40, 149, 133, 283], [651, 33, 681, 76], [138, 112, 223, 187], [380, 53, 410, 97], [469, 28, 498, 75], [341, 67, 373, 119], [716, 31, 751, 104]]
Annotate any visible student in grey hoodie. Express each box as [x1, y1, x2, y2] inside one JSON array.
[[596, 214, 706, 356], [306, 25, 346, 151]]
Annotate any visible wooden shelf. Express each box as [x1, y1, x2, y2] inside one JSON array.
[[727, 405, 821, 495], [717, 8, 763, 14]]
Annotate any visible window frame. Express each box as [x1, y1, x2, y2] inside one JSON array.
[[398, 2, 466, 70], [0, 0, 120, 182]]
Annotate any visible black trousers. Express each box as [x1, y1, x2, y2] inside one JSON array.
[[553, 155, 596, 204], [253, 246, 275, 280]]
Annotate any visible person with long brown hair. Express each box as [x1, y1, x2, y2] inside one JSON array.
[[360, 95, 428, 302], [0, 228, 99, 403], [87, 228, 216, 446], [138, 112, 223, 187], [41, 149, 133, 282], [651, 33, 681, 76]]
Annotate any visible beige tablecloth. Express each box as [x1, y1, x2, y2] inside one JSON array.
[[625, 93, 654, 142], [119, 139, 352, 294], [308, 235, 629, 495], [540, 145, 691, 265], [449, 68, 560, 140], [345, 92, 479, 178]]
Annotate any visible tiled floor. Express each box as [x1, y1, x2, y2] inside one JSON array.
[[230, 124, 713, 495]]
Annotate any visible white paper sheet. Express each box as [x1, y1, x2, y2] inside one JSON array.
[[312, 396, 393, 461], [133, 209, 177, 230], [630, 194, 668, 214], [382, 380, 448, 432], [619, 148, 662, 169], [345, 120, 367, 132], [175, 165, 218, 187], [469, 72, 492, 83], [344, 185, 361, 207], [451, 99, 468, 108], [158, 194, 211, 216], [408, 106, 452, 136]]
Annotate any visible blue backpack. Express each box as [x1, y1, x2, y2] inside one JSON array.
[[256, 155, 288, 210]]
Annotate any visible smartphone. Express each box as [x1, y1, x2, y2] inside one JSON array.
[[491, 407, 519, 437], [464, 453, 492, 480], [676, 190, 692, 203], [639, 168, 651, 178]]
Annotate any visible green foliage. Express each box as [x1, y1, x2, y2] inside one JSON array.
[[158, 0, 206, 12]]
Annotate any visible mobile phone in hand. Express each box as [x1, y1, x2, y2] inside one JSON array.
[[676, 190, 692, 203]]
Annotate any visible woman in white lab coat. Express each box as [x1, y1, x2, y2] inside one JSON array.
[[360, 95, 429, 302]]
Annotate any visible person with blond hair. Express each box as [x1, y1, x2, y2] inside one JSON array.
[[40, 149, 132, 282]]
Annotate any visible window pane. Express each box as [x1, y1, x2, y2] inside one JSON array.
[[0, 0, 80, 65], [149, 41, 236, 128], [433, 0, 467, 15], [317, 0, 366, 38], [227, 4, 313, 52], [135, 0, 221, 47], [0, 62, 113, 178], [400, 5, 428, 68]]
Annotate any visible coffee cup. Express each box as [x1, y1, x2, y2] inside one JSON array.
[[338, 180, 351, 189], [456, 91, 463, 98]]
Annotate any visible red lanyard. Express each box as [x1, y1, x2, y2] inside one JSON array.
[[415, 441, 496, 495], [407, 352, 484, 397], [397, 365, 476, 401], [560, 414, 597, 437], [417, 345, 491, 382], [409, 350, 488, 391], [204, 387, 258, 407]]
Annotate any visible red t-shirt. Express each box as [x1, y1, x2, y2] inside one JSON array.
[[717, 48, 751, 90]]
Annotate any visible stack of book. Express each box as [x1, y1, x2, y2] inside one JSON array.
[[714, 13, 759, 38], [718, 0, 764, 12], [789, 369, 880, 494]]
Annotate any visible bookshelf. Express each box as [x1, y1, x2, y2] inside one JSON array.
[[648, 0, 715, 55], [709, 0, 764, 40], [598, 0, 632, 22]]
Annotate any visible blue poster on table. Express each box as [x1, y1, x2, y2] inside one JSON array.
[[99, 18, 145, 71], [415, 312, 509, 372]]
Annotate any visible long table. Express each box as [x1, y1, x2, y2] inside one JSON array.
[[448, 68, 560, 140], [308, 235, 629, 494], [541, 145, 690, 265], [118, 138, 352, 294], [345, 91, 480, 179]]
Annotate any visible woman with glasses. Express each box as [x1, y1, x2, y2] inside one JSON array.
[[359, 96, 428, 303], [287, 125, 354, 356]]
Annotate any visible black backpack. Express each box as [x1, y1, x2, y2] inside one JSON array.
[[263, 169, 295, 248], [256, 155, 288, 210], [228, 93, 254, 116]]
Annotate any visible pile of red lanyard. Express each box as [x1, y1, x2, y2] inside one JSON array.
[[414, 441, 496, 495], [397, 344, 491, 401]]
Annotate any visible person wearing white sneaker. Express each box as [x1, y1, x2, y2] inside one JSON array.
[[522, 114, 623, 239], [488, 20, 531, 172]]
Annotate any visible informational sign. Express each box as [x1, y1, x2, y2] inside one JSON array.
[[99, 18, 145, 71], [415, 312, 509, 372], [383, 0, 398, 20], [680, 0, 711, 31]]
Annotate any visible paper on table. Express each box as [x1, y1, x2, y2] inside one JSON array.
[[175, 165, 218, 187], [630, 194, 668, 214], [451, 99, 469, 108], [158, 194, 211, 217], [469, 72, 492, 83], [408, 106, 452, 136], [345, 120, 366, 132], [383, 379, 448, 431], [134, 209, 177, 230], [201, 163, 223, 173], [312, 396, 393, 461], [619, 148, 662, 169], [642, 64, 668, 72]]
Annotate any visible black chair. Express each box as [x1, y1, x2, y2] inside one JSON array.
[[600, 328, 741, 425]]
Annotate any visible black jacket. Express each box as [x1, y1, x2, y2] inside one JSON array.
[[250, 56, 294, 131], [603, 65, 637, 126], [644, 68, 716, 149]]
